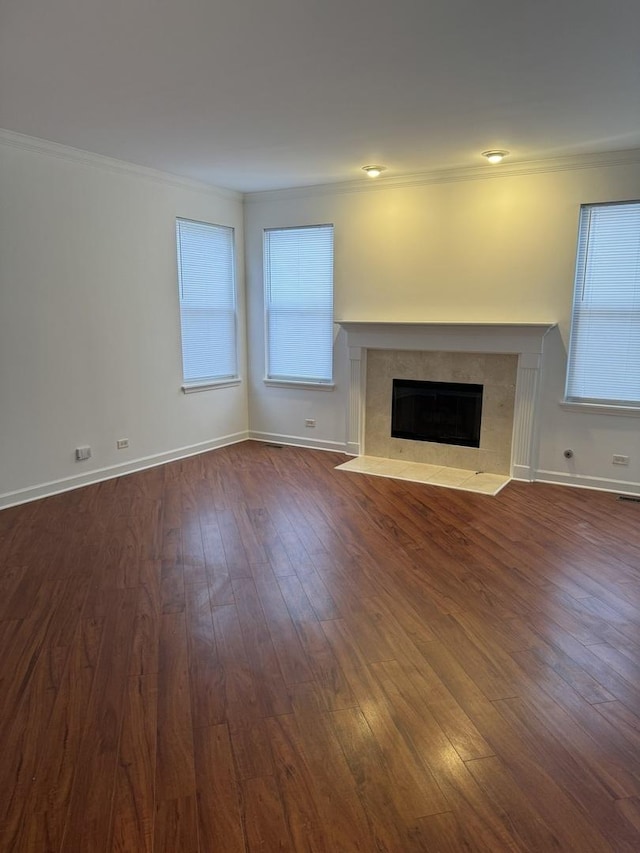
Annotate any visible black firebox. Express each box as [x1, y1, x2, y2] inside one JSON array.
[[391, 379, 483, 448]]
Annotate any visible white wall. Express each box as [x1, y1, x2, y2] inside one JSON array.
[[0, 136, 248, 507], [3, 136, 639, 507], [245, 161, 640, 494]]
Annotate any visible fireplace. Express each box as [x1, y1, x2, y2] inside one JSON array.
[[366, 350, 512, 471], [391, 379, 483, 447], [337, 322, 556, 481]]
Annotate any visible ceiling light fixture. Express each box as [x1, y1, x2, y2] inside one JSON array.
[[362, 165, 386, 178], [481, 150, 509, 165]]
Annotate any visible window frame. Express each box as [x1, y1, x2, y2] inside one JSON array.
[[263, 223, 335, 389], [563, 199, 640, 413], [176, 217, 240, 393]]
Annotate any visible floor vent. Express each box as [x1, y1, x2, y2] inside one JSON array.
[[618, 495, 640, 503]]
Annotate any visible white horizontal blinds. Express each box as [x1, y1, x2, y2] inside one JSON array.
[[264, 225, 334, 382], [176, 219, 237, 383], [566, 202, 640, 405]]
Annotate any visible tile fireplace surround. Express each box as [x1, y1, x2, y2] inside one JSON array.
[[337, 322, 556, 481]]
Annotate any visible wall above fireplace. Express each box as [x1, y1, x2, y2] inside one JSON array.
[[337, 322, 556, 481]]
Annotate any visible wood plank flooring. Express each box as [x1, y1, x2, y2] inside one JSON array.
[[1, 440, 640, 851]]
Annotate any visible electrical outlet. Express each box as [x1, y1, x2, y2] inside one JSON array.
[[75, 446, 91, 461], [116, 439, 129, 450], [305, 418, 316, 428], [612, 454, 629, 465]]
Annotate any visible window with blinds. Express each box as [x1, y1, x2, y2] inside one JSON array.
[[565, 201, 640, 406], [176, 218, 237, 387], [264, 224, 334, 384]]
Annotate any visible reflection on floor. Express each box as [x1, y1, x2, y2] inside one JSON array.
[[335, 455, 510, 496]]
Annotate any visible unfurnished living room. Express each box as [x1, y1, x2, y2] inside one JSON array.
[[2, 1, 640, 850]]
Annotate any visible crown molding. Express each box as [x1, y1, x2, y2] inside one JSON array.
[[0, 128, 242, 201], [244, 147, 640, 204], [3, 128, 640, 203]]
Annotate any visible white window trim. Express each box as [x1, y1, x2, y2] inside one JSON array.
[[182, 377, 242, 394], [176, 217, 239, 388], [263, 377, 335, 391], [564, 200, 640, 408], [559, 400, 640, 417], [263, 223, 334, 386]]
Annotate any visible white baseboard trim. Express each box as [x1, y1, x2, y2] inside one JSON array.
[[0, 431, 250, 510], [534, 468, 640, 497], [5, 440, 637, 510], [248, 431, 347, 454], [511, 463, 534, 482]]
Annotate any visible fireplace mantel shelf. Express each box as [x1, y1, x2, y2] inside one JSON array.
[[336, 321, 556, 328], [337, 321, 556, 362]]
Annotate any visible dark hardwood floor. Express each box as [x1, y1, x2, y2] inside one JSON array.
[[2, 441, 640, 851]]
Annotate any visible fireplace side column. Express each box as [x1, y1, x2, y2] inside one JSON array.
[[346, 347, 366, 455], [511, 352, 542, 481]]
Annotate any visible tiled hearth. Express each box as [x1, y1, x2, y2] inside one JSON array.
[[336, 455, 510, 496], [337, 322, 555, 482]]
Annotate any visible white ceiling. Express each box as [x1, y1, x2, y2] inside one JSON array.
[[2, 0, 639, 192]]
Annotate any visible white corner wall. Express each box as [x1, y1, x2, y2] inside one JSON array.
[[244, 197, 350, 452], [0, 135, 248, 508], [245, 161, 640, 494]]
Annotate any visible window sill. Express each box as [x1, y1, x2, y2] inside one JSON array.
[[559, 400, 640, 417], [182, 378, 241, 394], [263, 378, 335, 391]]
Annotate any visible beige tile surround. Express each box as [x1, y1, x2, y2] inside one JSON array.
[[364, 349, 518, 475]]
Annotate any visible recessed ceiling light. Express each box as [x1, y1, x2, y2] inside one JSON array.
[[481, 150, 509, 165], [362, 165, 386, 178]]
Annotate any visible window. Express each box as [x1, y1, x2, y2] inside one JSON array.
[[176, 218, 238, 390], [264, 224, 334, 385], [565, 201, 640, 407]]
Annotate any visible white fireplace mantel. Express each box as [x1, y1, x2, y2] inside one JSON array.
[[336, 321, 556, 481]]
